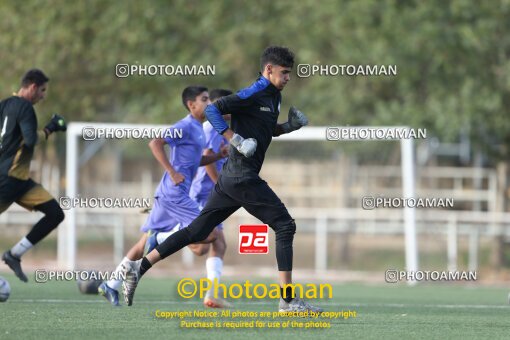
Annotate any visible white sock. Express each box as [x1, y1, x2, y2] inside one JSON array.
[[107, 257, 132, 291], [11, 237, 33, 258], [205, 257, 223, 297]]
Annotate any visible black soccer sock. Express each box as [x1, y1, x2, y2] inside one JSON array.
[[280, 286, 295, 303], [139, 257, 152, 277], [274, 220, 296, 271], [26, 199, 65, 245]]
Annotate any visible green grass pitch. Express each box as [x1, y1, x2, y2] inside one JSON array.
[[0, 273, 509, 340]]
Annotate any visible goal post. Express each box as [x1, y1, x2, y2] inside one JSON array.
[[60, 122, 418, 282]]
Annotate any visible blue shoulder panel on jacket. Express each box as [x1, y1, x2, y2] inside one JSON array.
[[237, 76, 270, 99]]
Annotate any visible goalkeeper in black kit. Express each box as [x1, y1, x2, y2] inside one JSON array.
[[122, 46, 323, 313], [1, 69, 67, 282]]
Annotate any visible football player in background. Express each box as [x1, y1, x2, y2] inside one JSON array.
[[189, 88, 232, 308], [98, 86, 228, 306], [1, 69, 67, 282]]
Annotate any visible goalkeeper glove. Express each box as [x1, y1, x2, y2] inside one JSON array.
[[45, 114, 67, 134], [281, 106, 308, 133], [230, 133, 257, 158]]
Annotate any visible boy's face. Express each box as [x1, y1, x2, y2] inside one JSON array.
[[265, 64, 291, 90], [188, 91, 210, 120]]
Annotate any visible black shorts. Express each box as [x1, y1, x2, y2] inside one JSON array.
[[189, 174, 293, 231], [154, 172, 296, 271], [0, 176, 54, 213]]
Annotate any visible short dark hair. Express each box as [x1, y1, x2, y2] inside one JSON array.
[[210, 89, 233, 102], [181, 85, 208, 111], [260, 46, 295, 70], [21, 69, 49, 88]]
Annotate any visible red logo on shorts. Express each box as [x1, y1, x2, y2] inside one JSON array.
[[239, 224, 269, 254]]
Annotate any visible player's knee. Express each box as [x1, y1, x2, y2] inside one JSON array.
[[212, 231, 226, 255], [207, 228, 219, 243], [219, 234, 227, 251], [191, 244, 210, 256], [54, 206, 65, 225], [198, 245, 210, 256], [38, 199, 65, 226], [48, 205, 65, 226], [274, 219, 296, 242]]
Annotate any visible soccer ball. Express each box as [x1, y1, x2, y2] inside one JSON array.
[[0, 276, 11, 302], [77, 271, 102, 294]]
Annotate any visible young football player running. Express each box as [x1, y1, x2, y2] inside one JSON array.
[[98, 86, 228, 306], [122, 47, 323, 313]]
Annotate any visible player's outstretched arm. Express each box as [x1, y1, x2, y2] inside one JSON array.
[[205, 102, 257, 158], [273, 106, 309, 137], [43, 114, 67, 139], [199, 143, 228, 166], [148, 138, 184, 185], [203, 149, 220, 183]]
